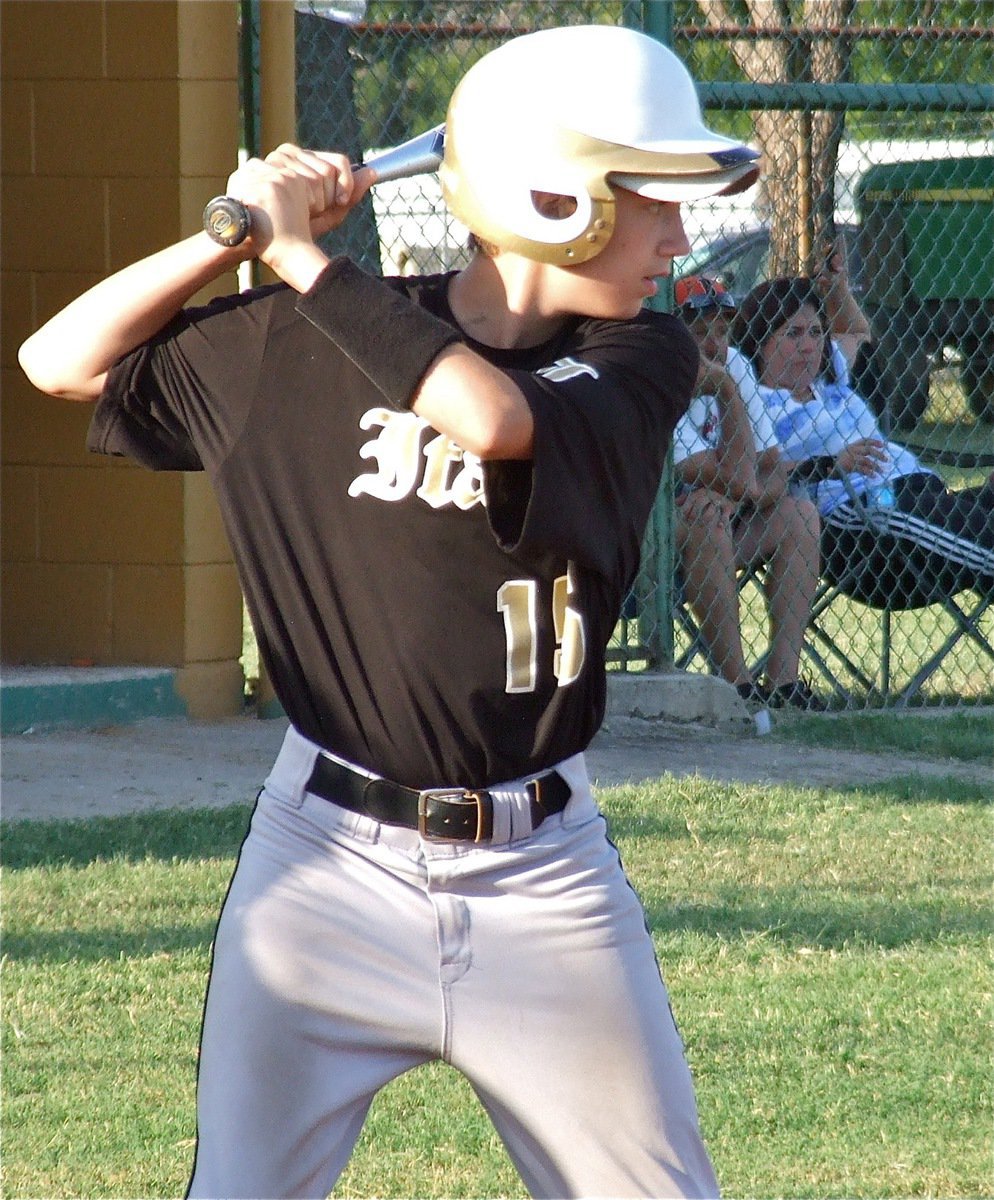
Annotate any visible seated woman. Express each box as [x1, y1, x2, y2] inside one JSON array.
[[733, 271, 994, 609]]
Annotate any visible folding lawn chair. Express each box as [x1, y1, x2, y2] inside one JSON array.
[[794, 471, 993, 706], [666, 472, 992, 708]]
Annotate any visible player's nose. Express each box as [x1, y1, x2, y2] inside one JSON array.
[[659, 205, 691, 258]]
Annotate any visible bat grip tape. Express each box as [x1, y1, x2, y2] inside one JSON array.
[[295, 257, 461, 411]]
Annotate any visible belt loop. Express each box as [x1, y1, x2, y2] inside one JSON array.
[[488, 790, 513, 844], [489, 785, 536, 844], [266, 725, 325, 808]]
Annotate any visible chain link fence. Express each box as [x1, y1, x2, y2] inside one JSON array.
[[664, 3, 994, 713], [274, 1, 994, 710]]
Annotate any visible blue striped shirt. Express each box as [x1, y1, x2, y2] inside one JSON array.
[[758, 343, 931, 515]]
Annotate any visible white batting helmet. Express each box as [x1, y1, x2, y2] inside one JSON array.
[[440, 24, 760, 266]]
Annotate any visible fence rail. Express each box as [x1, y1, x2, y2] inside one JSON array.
[[700, 82, 994, 111]]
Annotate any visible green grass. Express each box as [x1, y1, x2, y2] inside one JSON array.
[[4, 746, 992, 1198], [773, 708, 994, 763]]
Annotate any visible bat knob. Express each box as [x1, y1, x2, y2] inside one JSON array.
[[203, 196, 251, 246]]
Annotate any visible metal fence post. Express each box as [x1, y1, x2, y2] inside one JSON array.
[[295, 10, 380, 270], [638, 0, 677, 669]]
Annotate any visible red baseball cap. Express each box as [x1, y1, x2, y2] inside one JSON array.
[[674, 276, 737, 314]]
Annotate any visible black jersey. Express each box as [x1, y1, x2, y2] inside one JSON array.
[[89, 269, 696, 787]]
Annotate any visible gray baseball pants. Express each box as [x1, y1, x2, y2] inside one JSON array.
[[186, 725, 719, 1199]]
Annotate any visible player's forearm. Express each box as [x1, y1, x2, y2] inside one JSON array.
[[411, 345, 534, 460], [712, 375, 757, 498], [18, 233, 242, 402]]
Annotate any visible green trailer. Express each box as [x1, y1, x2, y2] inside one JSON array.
[[856, 155, 994, 426]]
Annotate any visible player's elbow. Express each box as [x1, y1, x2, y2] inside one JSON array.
[[414, 350, 535, 460], [18, 335, 51, 390], [18, 336, 101, 402], [467, 409, 534, 460]]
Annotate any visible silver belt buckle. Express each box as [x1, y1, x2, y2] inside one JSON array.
[[417, 788, 491, 842]]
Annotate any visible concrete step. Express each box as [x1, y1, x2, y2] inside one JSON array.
[[0, 666, 186, 734], [0, 666, 755, 737]]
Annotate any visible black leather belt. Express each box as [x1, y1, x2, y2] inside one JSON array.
[[305, 754, 571, 843]]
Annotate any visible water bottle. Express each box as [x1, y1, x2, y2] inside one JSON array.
[[864, 480, 895, 532], [867, 482, 895, 508]]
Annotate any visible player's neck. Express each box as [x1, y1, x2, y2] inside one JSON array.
[[448, 255, 570, 351]]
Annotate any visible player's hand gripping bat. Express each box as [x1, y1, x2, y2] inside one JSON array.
[[203, 124, 446, 247]]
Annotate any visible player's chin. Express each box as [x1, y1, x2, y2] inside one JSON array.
[[624, 299, 652, 320]]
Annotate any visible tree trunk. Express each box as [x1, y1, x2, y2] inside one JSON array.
[[699, 0, 855, 277]]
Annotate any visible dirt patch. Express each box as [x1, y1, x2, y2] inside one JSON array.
[[1, 713, 988, 825], [591, 715, 992, 791]]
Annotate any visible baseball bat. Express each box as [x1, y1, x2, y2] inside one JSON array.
[[203, 124, 446, 247]]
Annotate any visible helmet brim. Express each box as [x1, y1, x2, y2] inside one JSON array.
[[612, 157, 760, 203]]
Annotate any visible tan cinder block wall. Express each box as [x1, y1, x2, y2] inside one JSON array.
[[2, 0, 245, 718]]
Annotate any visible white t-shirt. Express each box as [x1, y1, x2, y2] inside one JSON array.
[[672, 347, 779, 464]]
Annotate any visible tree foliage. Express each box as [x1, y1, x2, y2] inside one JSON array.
[[353, 2, 622, 147]]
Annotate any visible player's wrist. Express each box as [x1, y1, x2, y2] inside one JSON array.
[[263, 240, 331, 294], [195, 229, 253, 269]]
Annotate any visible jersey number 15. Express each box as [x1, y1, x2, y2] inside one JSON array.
[[497, 571, 586, 694]]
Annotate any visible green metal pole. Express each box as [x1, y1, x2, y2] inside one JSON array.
[[239, 0, 258, 159], [640, 0, 676, 669], [239, 0, 261, 292]]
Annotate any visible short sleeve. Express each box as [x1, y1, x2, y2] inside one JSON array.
[[88, 335, 204, 471], [486, 312, 696, 583], [672, 395, 717, 464], [726, 346, 779, 453], [87, 286, 277, 472]]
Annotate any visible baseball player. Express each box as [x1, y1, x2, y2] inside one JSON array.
[[672, 277, 824, 710], [19, 25, 758, 1199]]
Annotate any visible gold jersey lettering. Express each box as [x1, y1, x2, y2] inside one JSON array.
[[349, 407, 485, 509], [497, 565, 587, 694], [552, 563, 586, 686]]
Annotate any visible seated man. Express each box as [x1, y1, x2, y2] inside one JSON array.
[[672, 276, 825, 710]]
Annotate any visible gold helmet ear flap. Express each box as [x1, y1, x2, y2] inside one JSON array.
[[499, 198, 616, 267], [441, 151, 617, 266]]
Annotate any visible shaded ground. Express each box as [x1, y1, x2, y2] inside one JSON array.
[[2, 712, 989, 824]]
